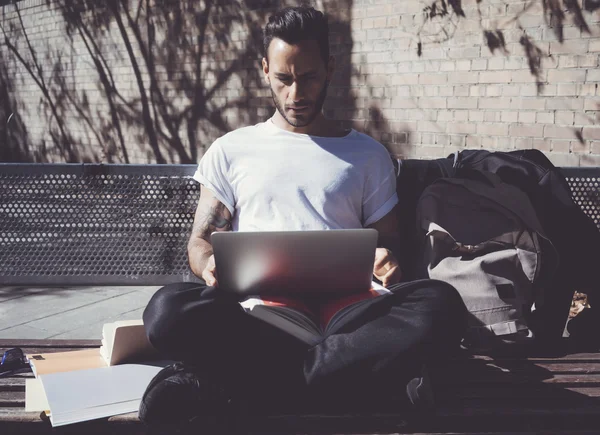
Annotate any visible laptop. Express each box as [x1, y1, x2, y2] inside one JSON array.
[[211, 229, 378, 296]]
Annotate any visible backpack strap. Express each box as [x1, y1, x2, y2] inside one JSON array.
[[452, 151, 460, 168], [435, 154, 456, 178]]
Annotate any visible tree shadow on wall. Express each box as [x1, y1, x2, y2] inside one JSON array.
[[411, 0, 600, 145], [415, 0, 599, 93], [0, 53, 31, 162], [1, 0, 284, 162], [1, 0, 410, 163]]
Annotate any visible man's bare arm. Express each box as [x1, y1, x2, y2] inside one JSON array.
[[187, 185, 233, 279], [367, 204, 401, 252], [367, 205, 403, 286]]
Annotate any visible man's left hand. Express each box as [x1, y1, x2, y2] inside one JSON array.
[[373, 248, 402, 288]]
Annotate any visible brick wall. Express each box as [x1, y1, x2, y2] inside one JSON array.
[[333, 0, 600, 167], [1, 0, 599, 166]]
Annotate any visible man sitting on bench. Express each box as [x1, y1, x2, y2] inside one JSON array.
[[139, 6, 467, 427]]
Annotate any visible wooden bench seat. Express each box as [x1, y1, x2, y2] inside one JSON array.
[[2, 340, 600, 434], [1, 162, 599, 434]]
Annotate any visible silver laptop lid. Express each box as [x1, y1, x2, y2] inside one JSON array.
[[211, 229, 378, 296]]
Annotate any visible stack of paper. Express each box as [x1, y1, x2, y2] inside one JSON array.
[[36, 364, 164, 427], [25, 319, 168, 427]]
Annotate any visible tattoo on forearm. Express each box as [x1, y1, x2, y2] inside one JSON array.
[[193, 204, 232, 240]]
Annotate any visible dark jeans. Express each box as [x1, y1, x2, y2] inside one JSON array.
[[142, 279, 467, 412]]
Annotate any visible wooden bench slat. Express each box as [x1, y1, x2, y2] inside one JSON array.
[[0, 392, 25, 407], [1, 400, 600, 434], [0, 339, 100, 349], [438, 385, 600, 398], [438, 401, 600, 414], [436, 361, 600, 374], [460, 352, 600, 362], [0, 378, 28, 390], [435, 372, 600, 385], [0, 408, 47, 423]]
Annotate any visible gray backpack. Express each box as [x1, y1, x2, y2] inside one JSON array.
[[415, 172, 559, 344]]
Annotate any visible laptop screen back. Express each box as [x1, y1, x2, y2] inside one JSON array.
[[211, 229, 378, 296]]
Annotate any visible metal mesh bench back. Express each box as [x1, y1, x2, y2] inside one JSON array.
[[0, 164, 200, 285], [560, 167, 600, 230], [0, 164, 599, 286]]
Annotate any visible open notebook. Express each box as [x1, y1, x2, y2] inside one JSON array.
[[239, 281, 391, 346]]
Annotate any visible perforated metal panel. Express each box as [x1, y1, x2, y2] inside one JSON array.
[[0, 164, 200, 285], [1, 164, 599, 286], [560, 167, 600, 231]]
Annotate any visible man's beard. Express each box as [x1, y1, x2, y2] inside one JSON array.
[[270, 79, 330, 128]]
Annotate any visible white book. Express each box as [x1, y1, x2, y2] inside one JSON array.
[[25, 378, 49, 413], [38, 363, 165, 427], [99, 319, 155, 366], [28, 319, 157, 377]]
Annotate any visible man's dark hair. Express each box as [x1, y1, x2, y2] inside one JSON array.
[[263, 6, 330, 65]]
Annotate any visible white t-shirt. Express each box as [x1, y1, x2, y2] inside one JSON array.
[[193, 120, 398, 232]]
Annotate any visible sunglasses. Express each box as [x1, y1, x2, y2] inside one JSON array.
[[0, 348, 31, 377]]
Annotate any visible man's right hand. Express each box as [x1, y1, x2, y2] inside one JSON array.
[[202, 254, 218, 287]]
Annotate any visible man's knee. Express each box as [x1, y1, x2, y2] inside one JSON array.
[[419, 279, 466, 310], [417, 279, 468, 342], [395, 279, 468, 333], [142, 282, 198, 347], [390, 279, 462, 306]]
